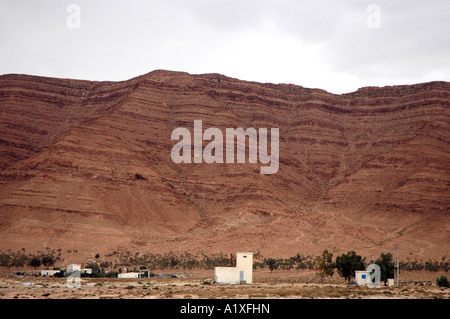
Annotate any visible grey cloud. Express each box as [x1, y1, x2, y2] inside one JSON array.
[[323, 0, 450, 81], [0, 0, 449, 93]]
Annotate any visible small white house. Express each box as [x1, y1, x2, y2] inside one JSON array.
[[118, 272, 140, 278], [355, 270, 371, 286], [215, 267, 241, 284], [41, 269, 61, 277], [81, 268, 92, 274], [236, 252, 253, 284], [214, 252, 253, 285]]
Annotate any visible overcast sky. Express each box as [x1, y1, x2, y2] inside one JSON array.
[[0, 0, 449, 94]]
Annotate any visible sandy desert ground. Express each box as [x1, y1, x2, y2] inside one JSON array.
[[0, 269, 448, 299]]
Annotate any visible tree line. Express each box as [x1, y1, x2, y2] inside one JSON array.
[[0, 248, 61, 268], [1, 248, 448, 283]]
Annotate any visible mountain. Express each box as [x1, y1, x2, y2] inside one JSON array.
[[0, 70, 448, 261]]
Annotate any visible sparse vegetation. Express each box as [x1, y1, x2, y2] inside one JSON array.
[[0, 266, 448, 299], [105, 251, 230, 271], [399, 256, 449, 272], [134, 173, 147, 180], [375, 252, 395, 286], [0, 248, 61, 268], [264, 258, 279, 273], [0, 248, 448, 285], [82, 262, 117, 278], [436, 275, 450, 288], [335, 251, 365, 284], [313, 250, 335, 284]]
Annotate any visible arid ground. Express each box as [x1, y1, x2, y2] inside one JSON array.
[[1, 269, 448, 299]]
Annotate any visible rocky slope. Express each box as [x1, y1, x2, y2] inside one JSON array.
[[0, 70, 448, 261]]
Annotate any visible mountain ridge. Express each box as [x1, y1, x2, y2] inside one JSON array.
[[0, 70, 448, 261]]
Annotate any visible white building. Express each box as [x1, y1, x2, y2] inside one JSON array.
[[41, 269, 61, 277], [118, 272, 140, 278], [236, 252, 253, 284], [215, 267, 241, 284], [355, 270, 371, 286], [81, 268, 92, 274], [214, 252, 253, 285]]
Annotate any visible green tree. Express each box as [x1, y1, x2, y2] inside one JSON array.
[[29, 257, 41, 268], [265, 258, 279, 273], [85, 262, 100, 274], [436, 275, 450, 288], [313, 250, 335, 284], [336, 251, 365, 284], [375, 252, 394, 286], [41, 255, 54, 267]]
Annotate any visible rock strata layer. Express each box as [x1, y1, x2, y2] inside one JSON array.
[[0, 70, 448, 260]]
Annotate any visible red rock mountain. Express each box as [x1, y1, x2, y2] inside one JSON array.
[[0, 70, 448, 260]]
